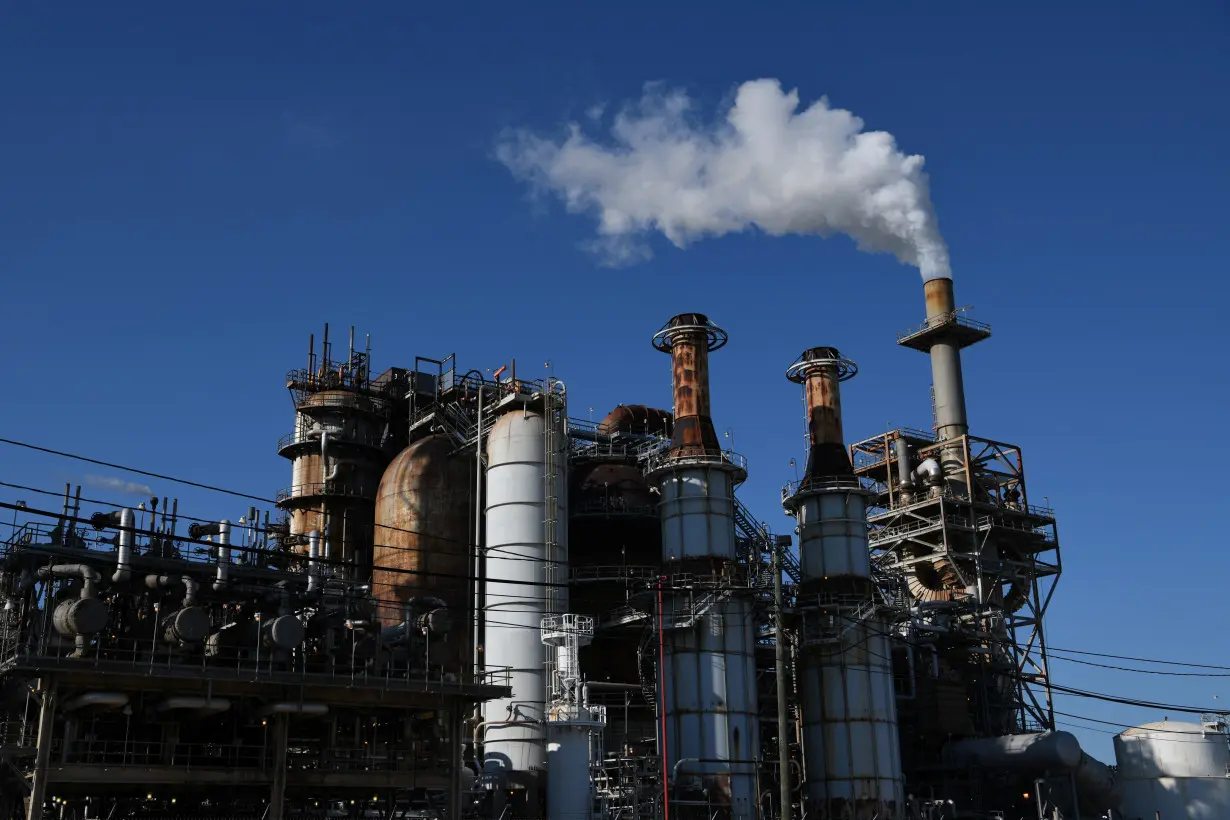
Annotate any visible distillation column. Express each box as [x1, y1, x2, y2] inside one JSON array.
[[781, 348, 903, 820], [481, 387, 569, 810], [646, 314, 759, 820]]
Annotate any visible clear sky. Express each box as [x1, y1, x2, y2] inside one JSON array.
[[2, 1, 1227, 762]]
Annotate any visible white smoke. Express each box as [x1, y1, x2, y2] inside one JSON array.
[[84, 474, 154, 497], [497, 78, 951, 279]]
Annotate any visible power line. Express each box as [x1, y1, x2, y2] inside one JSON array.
[[1047, 650, 1230, 678], [0, 437, 274, 504], [1047, 645, 1230, 672]]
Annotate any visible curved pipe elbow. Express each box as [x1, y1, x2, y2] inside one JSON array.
[[913, 458, 942, 485], [39, 564, 101, 599]]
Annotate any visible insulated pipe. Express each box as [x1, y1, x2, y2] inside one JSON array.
[[157, 696, 231, 713], [651, 313, 727, 457], [143, 574, 201, 607], [215, 521, 231, 591], [38, 565, 100, 599], [261, 702, 329, 716], [923, 278, 969, 442], [913, 458, 942, 486], [306, 530, 320, 592], [113, 508, 134, 584], [62, 692, 129, 711], [894, 436, 914, 495]]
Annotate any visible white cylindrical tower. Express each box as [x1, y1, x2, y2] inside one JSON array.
[[782, 347, 904, 819], [482, 394, 569, 803]]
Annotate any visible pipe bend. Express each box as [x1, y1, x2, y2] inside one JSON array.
[[38, 564, 101, 599], [63, 692, 129, 711]]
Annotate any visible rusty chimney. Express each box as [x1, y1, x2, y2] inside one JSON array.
[[785, 347, 858, 482], [651, 313, 727, 458]]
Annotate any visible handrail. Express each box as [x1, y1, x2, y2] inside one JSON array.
[[895, 311, 992, 343]]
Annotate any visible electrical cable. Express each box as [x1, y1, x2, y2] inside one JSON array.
[[1046, 645, 1230, 672], [0, 437, 275, 504]]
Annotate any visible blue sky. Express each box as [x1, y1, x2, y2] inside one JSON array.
[[1, 1, 1227, 761]]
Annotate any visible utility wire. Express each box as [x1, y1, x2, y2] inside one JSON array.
[[1046, 645, 1230, 672], [0, 437, 274, 504], [1047, 651, 1230, 677]]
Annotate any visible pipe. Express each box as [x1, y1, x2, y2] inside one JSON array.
[[113, 508, 134, 584], [26, 681, 55, 820], [671, 757, 701, 787], [38, 565, 99, 599], [157, 696, 231, 713], [143, 574, 200, 607], [894, 436, 914, 494], [473, 719, 538, 752], [913, 458, 942, 486], [773, 548, 792, 820], [942, 732, 1121, 811], [261, 702, 329, 716], [214, 521, 231, 591], [61, 692, 129, 711], [306, 530, 320, 592]]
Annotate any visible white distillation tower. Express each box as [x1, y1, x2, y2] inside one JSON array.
[[542, 614, 606, 820]]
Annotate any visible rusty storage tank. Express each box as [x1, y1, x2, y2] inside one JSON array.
[[372, 434, 473, 670]]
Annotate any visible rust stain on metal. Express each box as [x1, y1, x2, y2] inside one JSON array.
[[924, 277, 956, 321], [372, 434, 473, 669], [657, 313, 722, 458], [597, 405, 673, 437], [797, 347, 854, 479]]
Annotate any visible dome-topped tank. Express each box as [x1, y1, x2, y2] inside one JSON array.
[[373, 434, 473, 669], [1115, 720, 1230, 819]]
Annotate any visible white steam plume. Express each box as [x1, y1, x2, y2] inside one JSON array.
[[497, 78, 951, 279], [84, 474, 154, 497]]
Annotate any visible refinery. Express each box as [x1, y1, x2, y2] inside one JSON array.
[[1, 277, 1227, 820]]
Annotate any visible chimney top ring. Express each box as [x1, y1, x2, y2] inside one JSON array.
[[651, 313, 728, 353], [785, 347, 857, 384]]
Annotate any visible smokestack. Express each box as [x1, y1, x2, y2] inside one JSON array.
[[924, 278, 968, 441], [651, 313, 727, 458], [785, 347, 858, 482], [899, 277, 991, 446]]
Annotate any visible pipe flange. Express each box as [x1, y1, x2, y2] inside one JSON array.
[[785, 347, 857, 383], [651, 314, 728, 353]]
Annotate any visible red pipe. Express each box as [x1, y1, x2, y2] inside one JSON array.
[[658, 577, 670, 820]]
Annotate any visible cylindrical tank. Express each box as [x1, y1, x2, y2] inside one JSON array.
[[658, 464, 739, 563], [548, 721, 598, 820], [794, 490, 871, 583], [661, 596, 760, 815], [483, 408, 568, 786], [799, 623, 902, 817], [1115, 721, 1230, 819], [373, 434, 473, 669]]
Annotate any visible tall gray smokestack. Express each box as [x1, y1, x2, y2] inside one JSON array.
[[898, 277, 990, 455]]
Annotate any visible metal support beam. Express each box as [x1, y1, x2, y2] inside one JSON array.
[[26, 679, 56, 820], [269, 713, 289, 820], [774, 550, 791, 820], [449, 703, 463, 820]]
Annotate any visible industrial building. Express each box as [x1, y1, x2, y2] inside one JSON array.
[[1, 279, 1226, 820]]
